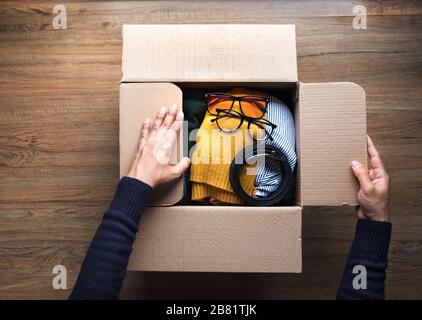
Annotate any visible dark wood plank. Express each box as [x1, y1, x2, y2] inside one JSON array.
[[0, 0, 421, 299], [382, 0, 422, 15]]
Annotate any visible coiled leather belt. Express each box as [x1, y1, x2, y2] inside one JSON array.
[[229, 144, 295, 206]]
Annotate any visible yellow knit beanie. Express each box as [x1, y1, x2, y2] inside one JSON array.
[[190, 88, 266, 205]]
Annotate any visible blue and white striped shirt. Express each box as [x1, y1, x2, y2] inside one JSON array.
[[254, 96, 297, 197]]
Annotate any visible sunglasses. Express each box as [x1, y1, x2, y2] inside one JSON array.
[[205, 92, 269, 119], [210, 108, 277, 142]]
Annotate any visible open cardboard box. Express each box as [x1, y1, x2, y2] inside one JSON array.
[[119, 25, 367, 273]]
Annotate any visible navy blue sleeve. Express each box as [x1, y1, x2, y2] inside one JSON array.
[[337, 219, 392, 300], [69, 177, 152, 300]]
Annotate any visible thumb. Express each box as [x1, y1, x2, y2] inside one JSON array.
[[356, 207, 367, 220], [172, 157, 191, 177], [351, 160, 373, 193]]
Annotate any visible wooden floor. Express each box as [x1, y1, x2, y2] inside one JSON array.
[[0, 0, 421, 299]]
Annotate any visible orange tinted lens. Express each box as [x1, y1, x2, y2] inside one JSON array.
[[217, 116, 242, 131], [216, 111, 242, 131], [254, 99, 267, 112], [208, 97, 233, 115], [239, 100, 263, 118]]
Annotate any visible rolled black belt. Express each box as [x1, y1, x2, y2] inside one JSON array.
[[229, 144, 295, 206]]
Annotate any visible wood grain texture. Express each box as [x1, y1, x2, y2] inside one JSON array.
[[0, 0, 421, 299]]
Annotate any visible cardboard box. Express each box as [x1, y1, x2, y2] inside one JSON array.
[[120, 24, 367, 273]]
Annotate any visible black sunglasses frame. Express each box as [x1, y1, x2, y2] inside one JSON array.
[[210, 108, 277, 142]]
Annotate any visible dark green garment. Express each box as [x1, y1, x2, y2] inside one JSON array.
[[179, 89, 208, 204]]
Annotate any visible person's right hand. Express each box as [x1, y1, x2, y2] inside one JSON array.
[[351, 136, 390, 222]]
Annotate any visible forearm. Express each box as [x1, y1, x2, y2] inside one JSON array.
[[337, 219, 392, 300], [69, 177, 152, 300]]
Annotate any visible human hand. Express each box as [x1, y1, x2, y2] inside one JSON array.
[[127, 104, 190, 188], [351, 136, 390, 222]]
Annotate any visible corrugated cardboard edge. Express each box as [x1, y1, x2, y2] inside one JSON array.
[[128, 206, 302, 273], [298, 82, 367, 206], [294, 86, 302, 205], [119, 82, 184, 206], [122, 24, 298, 83]]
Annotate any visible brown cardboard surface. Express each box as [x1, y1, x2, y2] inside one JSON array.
[[122, 24, 298, 82], [120, 24, 368, 273], [119, 82, 184, 206], [298, 82, 367, 206], [128, 206, 302, 273]]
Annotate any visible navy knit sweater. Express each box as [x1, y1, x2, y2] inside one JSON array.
[[69, 177, 392, 300]]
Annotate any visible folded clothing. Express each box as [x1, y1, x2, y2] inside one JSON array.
[[183, 89, 209, 152], [254, 96, 296, 197], [180, 89, 209, 204], [190, 88, 259, 205]]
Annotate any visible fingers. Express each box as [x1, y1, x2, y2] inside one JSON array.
[[367, 135, 386, 171], [369, 168, 376, 180], [171, 157, 191, 177], [351, 160, 374, 194], [367, 135, 388, 180], [138, 117, 151, 153], [152, 107, 167, 132], [169, 110, 184, 133], [356, 207, 367, 220], [152, 104, 180, 140], [161, 132, 176, 153], [161, 110, 184, 149], [367, 135, 379, 157], [162, 104, 178, 128]]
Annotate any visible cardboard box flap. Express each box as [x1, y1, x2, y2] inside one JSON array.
[[122, 24, 298, 82], [128, 206, 302, 273], [298, 82, 367, 206], [119, 82, 184, 206]]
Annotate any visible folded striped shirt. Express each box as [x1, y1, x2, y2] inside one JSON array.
[[254, 96, 297, 198]]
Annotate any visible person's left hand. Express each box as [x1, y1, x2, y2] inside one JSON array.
[[127, 104, 190, 188]]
